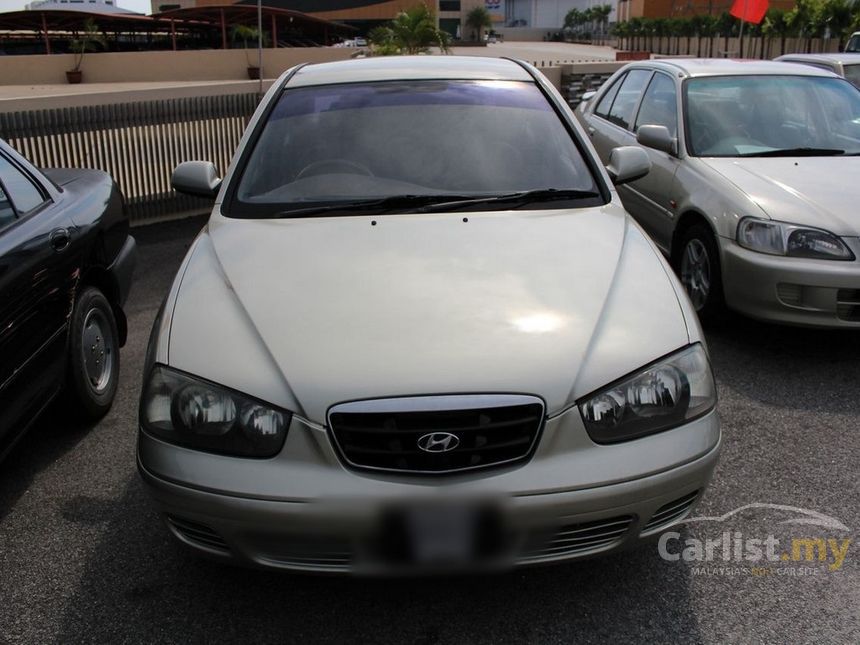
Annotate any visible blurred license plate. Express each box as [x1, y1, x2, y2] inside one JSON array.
[[403, 504, 482, 564]]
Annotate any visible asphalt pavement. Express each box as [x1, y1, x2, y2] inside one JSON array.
[[1, 215, 858, 644]]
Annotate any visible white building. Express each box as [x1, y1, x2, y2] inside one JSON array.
[[502, 0, 616, 29], [25, 0, 139, 13]]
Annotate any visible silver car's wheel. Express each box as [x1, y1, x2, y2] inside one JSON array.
[[675, 223, 725, 323], [681, 239, 711, 311]]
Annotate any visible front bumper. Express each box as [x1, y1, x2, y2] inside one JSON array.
[[721, 238, 860, 328], [138, 408, 720, 574]]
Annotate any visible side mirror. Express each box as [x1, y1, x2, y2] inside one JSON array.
[[580, 90, 598, 103], [637, 124, 677, 155], [172, 161, 221, 199], [606, 146, 651, 185]]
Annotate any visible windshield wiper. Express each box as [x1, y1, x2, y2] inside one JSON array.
[[273, 194, 464, 218], [416, 188, 601, 213], [272, 189, 600, 217], [738, 147, 845, 158]]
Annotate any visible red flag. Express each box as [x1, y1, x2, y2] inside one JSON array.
[[730, 0, 769, 24]]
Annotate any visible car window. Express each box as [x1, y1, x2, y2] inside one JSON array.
[[634, 72, 678, 138], [594, 73, 625, 119], [843, 64, 860, 89], [0, 154, 45, 216], [606, 69, 652, 130], [233, 80, 600, 216], [685, 75, 860, 156], [846, 35, 860, 52], [0, 182, 14, 228]]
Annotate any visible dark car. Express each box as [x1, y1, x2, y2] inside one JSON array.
[[0, 139, 135, 459]]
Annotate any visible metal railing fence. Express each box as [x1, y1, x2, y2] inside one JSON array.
[[0, 93, 259, 224]]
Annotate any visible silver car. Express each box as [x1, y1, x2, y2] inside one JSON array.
[[775, 52, 860, 89], [576, 59, 860, 327], [138, 56, 719, 574]]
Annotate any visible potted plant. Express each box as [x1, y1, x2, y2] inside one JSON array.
[[67, 19, 105, 84], [231, 24, 264, 80]]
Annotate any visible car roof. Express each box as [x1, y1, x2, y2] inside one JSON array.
[[625, 57, 838, 78], [286, 56, 534, 88], [775, 52, 860, 65]]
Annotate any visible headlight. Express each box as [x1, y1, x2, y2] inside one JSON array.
[[579, 344, 716, 443], [140, 365, 291, 458], [737, 217, 853, 260]]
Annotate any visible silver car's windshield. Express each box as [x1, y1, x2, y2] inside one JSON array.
[[232, 80, 600, 217], [844, 64, 860, 89], [684, 75, 860, 157]]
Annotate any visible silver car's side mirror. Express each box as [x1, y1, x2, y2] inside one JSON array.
[[172, 161, 221, 199], [637, 124, 678, 155], [606, 146, 651, 185], [580, 90, 598, 103]]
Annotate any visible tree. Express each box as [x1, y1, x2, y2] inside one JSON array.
[[369, 3, 451, 55], [591, 4, 613, 44], [466, 5, 492, 43], [69, 19, 105, 74], [231, 24, 265, 68]]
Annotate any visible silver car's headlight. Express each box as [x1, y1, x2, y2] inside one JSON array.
[[737, 217, 854, 260], [140, 365, 291, 458], [579, 344, 716, 444]]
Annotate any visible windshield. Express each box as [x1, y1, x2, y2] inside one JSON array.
[[231, 80, 599, 217], [684, 75, 860, 157], [846, 35, 860, 52]]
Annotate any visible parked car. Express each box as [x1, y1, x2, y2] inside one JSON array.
[[845, 32, 860, 52], [354, 36, 367, 47], [138, 56, 719, 574], [775, 52, 860, 88], [0, 139, 135, 459], [576, 59, 860, 327]]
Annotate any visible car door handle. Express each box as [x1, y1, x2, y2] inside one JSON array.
[[587, 126, 596, 136], [50, 228, 71, 252]]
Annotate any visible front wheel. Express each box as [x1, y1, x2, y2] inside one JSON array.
[[66, 287, 120, 420], [675, 223, 726, 323]]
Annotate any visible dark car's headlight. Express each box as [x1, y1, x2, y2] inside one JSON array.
[[737, 217, 854, 260], [579, 344, 716, 444], [140, 365, 291, 458]]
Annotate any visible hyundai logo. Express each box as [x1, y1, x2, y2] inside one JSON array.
[[417, 432, 460, 453]]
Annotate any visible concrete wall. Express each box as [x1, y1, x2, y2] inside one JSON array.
[[0, 47, 355, 86]]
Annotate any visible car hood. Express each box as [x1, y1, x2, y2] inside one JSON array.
[[168, 206, 691, 424], [701, 157, 860, 236]]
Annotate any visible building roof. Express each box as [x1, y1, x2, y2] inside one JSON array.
[[285, 55, 533, 88], [630, 58, 838, 78]]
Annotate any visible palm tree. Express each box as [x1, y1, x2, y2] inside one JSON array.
[[370, 3, 451, 55], [68, 19, 105, 76], [466, 5, 492, 43], [591, 4, 613, 45]]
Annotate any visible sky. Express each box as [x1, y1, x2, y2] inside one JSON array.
[[0, 0, 151, 14]]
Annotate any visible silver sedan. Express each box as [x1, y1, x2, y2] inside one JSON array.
[[137, 56, 719, 574], [576, 59, 860, 327]]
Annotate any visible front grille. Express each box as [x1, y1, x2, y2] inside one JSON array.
[[519, 515, 634, 562], [165, 515, 230, 553], [837, 288, 860, 321], [328, 395, 544, 474], [642, 491, 700, 533]]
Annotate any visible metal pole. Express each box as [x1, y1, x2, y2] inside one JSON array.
[[257, 0, 263, 95], [738, 0, 747, 57]]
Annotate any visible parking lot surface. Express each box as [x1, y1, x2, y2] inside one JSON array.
[[1, 216, 858, 644]]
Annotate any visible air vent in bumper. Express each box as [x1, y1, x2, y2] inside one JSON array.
[[642, 490, 700, 533], [518, 515, 634, 561], [165, 515, 230, 553]]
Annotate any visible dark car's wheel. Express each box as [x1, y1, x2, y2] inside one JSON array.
[[675, 223, 726, 323], [66, 287, 120, 420]]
